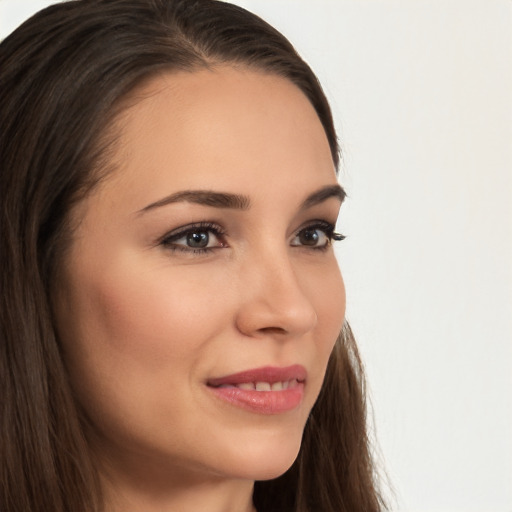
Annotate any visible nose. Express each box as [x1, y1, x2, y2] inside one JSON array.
[[235, 251, 318, 338]]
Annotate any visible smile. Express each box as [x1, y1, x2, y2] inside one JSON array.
[[207, 365, 306, 414], [214, 379, 301, 391]]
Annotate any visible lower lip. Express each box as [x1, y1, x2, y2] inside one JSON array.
[[208, 383, 304, 415]]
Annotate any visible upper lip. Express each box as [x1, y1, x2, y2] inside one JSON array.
[[207, 364, 307, 387]]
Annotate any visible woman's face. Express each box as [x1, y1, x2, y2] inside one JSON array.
[[54, 67, 346, 487]]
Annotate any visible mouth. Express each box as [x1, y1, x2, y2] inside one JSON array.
[[206, 365, 306, 414], [212, 379, 302, 391]]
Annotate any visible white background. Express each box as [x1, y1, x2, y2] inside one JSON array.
[[1, 1, 511, 511]]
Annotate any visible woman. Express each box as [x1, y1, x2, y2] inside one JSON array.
[[0, 1, 385, 511]]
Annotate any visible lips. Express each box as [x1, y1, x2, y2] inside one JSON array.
[[207, 365, 306, 414]]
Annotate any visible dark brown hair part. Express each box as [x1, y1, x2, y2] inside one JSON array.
[[0, 1, 385, 511]]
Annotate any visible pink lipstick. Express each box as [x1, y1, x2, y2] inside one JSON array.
[[207, 365, 306, 414]]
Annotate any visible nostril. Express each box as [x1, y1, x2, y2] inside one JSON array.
[[258, 326, 288, 335]]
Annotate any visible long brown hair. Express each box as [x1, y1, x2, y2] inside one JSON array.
[[0, 1, 385, 510]]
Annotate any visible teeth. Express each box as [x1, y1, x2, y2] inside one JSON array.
[[229, 379, 300, 391], [238, 382, 255, 390]]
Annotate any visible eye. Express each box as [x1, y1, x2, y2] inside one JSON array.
[[160, 222, 227, 254], [290, 221, 344, 250], [180, 231, 212, 248]]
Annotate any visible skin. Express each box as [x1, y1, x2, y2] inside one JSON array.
[[53, 67, 346, 512]]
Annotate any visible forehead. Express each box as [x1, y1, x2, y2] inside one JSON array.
[[90, 66, 336, 213]]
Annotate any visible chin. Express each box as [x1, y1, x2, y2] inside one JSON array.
[[218, 427, 303, 482], [250, 455, 299, 482]]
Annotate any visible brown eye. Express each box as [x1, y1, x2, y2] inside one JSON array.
[[290, 222, 334, 249], [298, 228, 320, 246]]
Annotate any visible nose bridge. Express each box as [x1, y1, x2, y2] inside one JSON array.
[[235, 244, 317, 337]]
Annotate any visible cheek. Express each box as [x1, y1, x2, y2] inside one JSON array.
[[312, 261, 346, 341], [54, 258, 236, 450], [54, 255, 231, 426], [74, 262, 225, 367], [307, 261, 346, 392]]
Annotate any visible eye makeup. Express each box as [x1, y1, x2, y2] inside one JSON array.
[[290, 220, 343, 252], [158, 219, 345, 256], [159, 221, 227, 255]]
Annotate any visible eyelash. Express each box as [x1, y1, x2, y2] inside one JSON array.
[[160, 222, 227, 255], [159, 220, 345, 255], [290, 221, 344, 252]]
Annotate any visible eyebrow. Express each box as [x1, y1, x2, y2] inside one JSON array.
[[138, 190, 250, 214], [138, 184, 345, 215], [299, 184, 346, 209]]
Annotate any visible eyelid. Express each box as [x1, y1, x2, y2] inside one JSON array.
[[157, 218, 344, 256], [159, 221, 227, 253], [293, 219, 334, 236], [290, 219, 344, 249]]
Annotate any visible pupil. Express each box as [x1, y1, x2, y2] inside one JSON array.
[[187, 231, 209, 248], [300, 229, 318, 246]]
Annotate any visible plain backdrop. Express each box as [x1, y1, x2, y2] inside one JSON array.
[[1, 1, 511, 511]]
